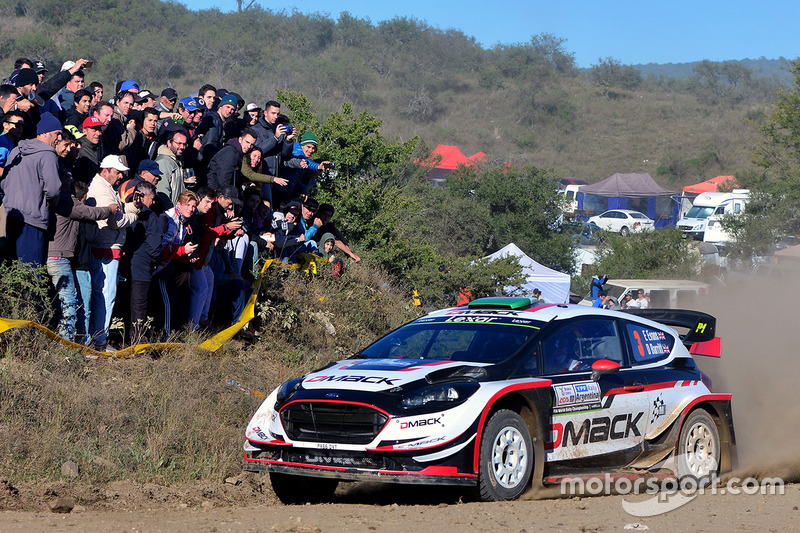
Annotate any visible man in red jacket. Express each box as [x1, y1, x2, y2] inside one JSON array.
[[187, 186, 243, 329]]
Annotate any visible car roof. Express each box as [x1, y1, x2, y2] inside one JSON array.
[[429, 302, 674, 330]]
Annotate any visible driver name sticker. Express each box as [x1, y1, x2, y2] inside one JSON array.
[[553, 382, 602, 414]]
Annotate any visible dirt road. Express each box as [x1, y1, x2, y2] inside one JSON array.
[[1, 480, 796, 532]]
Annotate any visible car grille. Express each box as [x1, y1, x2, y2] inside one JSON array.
[[280, 402, 388, 445]]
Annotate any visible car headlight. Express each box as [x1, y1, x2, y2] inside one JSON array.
[[275, 377, 303, 403], [400, 383, 477, 408]]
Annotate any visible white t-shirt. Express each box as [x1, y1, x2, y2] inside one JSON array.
[[637, 297, 650, 309]]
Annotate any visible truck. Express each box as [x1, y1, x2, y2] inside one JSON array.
[[677, 189, 749, 244]]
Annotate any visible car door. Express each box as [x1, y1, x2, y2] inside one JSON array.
[[597, 211, 618, 232], [542, 317, 651, 468]]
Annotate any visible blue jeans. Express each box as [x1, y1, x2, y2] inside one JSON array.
[[46, 257, 78, 342], [89, 256, 119, 346], [75, 269, 92, 345]]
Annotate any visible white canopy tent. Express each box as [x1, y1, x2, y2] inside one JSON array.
[[483, 243, 571, 304]]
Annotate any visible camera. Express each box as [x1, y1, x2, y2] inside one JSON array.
[[283, 125, 294, 135], [325, 162, 335, 170], [133, 191, 144, 202]]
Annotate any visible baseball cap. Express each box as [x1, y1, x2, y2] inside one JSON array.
[[284, 201, 302, 216], [179, 96, 199, 112], [33, 60, 47, 73], [60, 61, 76, 72], [100, 155, 129, 172], [82, 116, 103, 130], [219, 185, 242, 206], [64, 124, 86, 140], [120, 80, 140, 92], [245, 103, 261, 112], [303, 198, 319, 212], [161, 87, 178, 100], [135, 89, 154, 103], [137, 159, 163, 176]]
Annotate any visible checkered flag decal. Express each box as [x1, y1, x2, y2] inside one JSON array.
[[651, 395, 666, 424]]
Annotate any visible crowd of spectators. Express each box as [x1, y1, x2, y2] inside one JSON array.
[[0, 58, 361, 351]]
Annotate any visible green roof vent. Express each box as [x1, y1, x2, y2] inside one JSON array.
[[467, 297, 533, 310]]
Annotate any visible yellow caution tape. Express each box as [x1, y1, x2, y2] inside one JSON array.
[[0, 252, 327, 357]]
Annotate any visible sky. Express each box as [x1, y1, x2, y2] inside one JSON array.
[[181, 0, 800, 68]]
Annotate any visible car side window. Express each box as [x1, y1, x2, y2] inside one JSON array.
[[542, 319, 623, 374], [624, 322, 675, 364]]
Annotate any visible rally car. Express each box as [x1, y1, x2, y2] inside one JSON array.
[[243, 297, 736, 503]]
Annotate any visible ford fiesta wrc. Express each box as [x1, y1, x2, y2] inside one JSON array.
[[243, 297, 735, 503]]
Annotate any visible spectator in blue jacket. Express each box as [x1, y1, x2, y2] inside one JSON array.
[[276, 132, 331, 209]]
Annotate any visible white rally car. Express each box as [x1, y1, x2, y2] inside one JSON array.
[[243, 297, 736, 502]]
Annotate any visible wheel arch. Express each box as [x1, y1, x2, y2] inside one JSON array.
[[472, 384, 551, 489], [676, 396, 736, 473]]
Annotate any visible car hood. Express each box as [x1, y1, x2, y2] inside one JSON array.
[[300, 358, 489, 392]]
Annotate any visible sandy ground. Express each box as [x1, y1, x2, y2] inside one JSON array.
[[1, 480, 797, 532], [2, 277, 800, 531]]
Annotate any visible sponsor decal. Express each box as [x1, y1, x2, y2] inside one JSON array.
[[305, 375, 398, 386], [394, 436, 447, 449], [399, 416, 444, 429], [650, 395, 666, 424], [252, 426, 269, 440], [444, 316, 500, 323], [546, 412, 644, 449], [552, 382, 602, 414]]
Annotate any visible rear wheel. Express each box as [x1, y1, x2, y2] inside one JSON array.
[[269, 472, 339, 504], [620, 226, 630, 236], [477, 409, 533, 501], [676, 409, 720, 483]]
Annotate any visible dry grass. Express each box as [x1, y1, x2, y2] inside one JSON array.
[[0, 263, 422, 487]]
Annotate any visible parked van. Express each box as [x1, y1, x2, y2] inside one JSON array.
[[580, 279, 709, 309], [677, 189, 749, 243], [559, 183, 584, 215]]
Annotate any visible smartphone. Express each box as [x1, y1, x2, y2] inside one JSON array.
[[83, 61, 94, 69]]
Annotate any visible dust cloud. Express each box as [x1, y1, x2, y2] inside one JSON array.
[[696, 274, 800, 482]]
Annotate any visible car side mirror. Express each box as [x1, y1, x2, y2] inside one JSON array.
[[591, 359, 621, 381]]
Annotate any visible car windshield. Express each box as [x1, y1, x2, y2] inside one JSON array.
[[685, 206, 715, 219], [358, 316, 544, 363]]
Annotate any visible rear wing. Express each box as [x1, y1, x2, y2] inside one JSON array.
[[622, 308, 720, 357]]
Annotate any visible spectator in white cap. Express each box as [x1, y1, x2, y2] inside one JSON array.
[[85, 154, 140, 351], [245, 103, 261, 126]]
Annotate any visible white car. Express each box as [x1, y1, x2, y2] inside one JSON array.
[[588, 210, 655, 236], [242, 297, 735, 503]]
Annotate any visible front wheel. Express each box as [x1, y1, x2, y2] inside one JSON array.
[[269, 472, 339, 504], [477, 409, 533, 501], [676, 409, 720, 483]]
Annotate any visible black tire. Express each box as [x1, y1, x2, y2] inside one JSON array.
[[477, 409, 533, 501], [269, 472, 339, 504], [620, 226, 630, 236], [676, 409, 720, 483]]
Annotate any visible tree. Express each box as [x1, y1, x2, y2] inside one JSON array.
[[589, 57, 642, 97], [235, 0, 257, 12], [725, 58, 800, 259]]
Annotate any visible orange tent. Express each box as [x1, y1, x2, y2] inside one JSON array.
[[683, 175, 737, 195], [419, 144, 486, 181]]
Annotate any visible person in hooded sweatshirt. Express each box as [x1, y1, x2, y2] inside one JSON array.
[[2, 111, 63, 265]]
